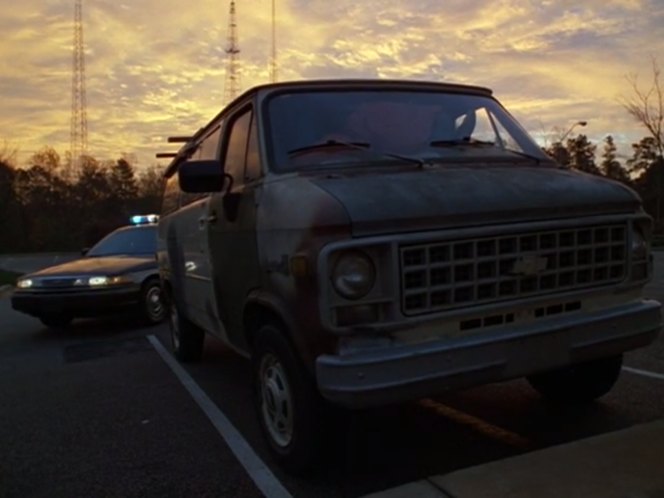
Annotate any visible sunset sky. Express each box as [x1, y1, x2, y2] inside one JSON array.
[[1, 0, 663, 168]]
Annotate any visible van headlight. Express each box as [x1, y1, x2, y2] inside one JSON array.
[[331, 251, 376, 300], [631, 227, 648, 261]]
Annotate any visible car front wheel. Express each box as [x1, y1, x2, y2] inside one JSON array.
[[527, 355, 623, 403], [140, 279, 166, 324], [253, 323, 324, 474]]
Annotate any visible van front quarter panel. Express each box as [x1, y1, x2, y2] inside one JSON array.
[[252, 175, 352, 367]]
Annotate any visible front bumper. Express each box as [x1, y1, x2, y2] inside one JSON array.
[[316, 299, 662, 408], [11, 285, 142, 318]]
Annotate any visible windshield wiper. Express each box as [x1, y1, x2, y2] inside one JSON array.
[[430, 138, 495, 147], [288, 140, 371, 155], [288, 139, 424, 168], [429, 138, 541, 165]]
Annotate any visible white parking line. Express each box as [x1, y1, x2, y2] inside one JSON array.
[[622, 366, 664, 381], [147, 335, 292, 498]]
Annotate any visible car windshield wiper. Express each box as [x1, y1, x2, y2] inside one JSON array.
[[288, 139, 424, 167]]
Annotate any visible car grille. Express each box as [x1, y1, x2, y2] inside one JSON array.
[[400, 224, 627, 316], [36, 277, 79, 289]]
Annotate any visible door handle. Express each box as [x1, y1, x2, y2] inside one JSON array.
[[198, 213, 218, 228]]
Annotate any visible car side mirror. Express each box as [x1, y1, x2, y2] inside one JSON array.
[[81, 247, 90, 256], [178, 160, 225, 193]]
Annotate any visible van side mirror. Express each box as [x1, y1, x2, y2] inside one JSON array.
[[178, 160, 225, 193]]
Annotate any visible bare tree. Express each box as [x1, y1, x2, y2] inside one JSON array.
[[621, 57, 663, 158], [0, 140, 18, 166]]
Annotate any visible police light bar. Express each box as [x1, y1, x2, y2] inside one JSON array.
[[131, 214, 159, 225]]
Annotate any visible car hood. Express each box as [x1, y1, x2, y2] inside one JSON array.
[[310, 165, 641, 236], [26, 255, 155, 278]]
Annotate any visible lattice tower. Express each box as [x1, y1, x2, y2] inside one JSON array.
[[70, 0, 88, 168], [224, 0, 241, 104], [270, 0, 277, 83]]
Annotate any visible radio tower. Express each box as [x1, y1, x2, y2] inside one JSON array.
[[270, 0, 277, 83], [70, 0, 88, 168], [224, 0, 240, 104]]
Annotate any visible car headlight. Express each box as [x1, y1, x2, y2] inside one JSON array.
[[17, 278, 33, 289], [88, 276, 109, 286], [332, 251, 376, 300], [87, 275, 133, 286], [631, 227, 648, 260]]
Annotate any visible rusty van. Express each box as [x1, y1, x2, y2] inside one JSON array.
[[157, 79, 661, 471]]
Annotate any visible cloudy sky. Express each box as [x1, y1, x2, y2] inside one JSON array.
[[1, 0, 663, 168]]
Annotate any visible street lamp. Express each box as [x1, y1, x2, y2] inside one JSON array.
[[560, 120, 588, 142]]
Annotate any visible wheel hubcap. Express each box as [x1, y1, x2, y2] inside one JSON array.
[[146, 286, 164, 321], [260, 354, 294, 448]]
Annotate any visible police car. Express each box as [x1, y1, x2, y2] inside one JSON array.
[[11, 215, 164, 329]]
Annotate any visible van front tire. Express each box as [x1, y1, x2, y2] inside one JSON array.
[[252, 323, 324, 474], [169, 300, 204, 362], [527, 355, 623, 403]]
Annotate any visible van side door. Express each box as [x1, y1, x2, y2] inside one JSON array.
[[176, 125, 228, 339], [205, 105, 263, 351]]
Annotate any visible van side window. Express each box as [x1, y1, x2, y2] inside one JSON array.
[[161, 173, 180, 215], [223, 110, 252, 186], [199, 125, 221, 160], [245, 114, 261, 182]]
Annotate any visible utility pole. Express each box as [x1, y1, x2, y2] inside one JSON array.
[[70, 0, 88, 171], [270, 0, 277, 83], [224, 0, 241, 104]]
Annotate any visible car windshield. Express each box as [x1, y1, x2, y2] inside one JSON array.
[[266, 89, 549, 171], [87, 226, 157, 257]]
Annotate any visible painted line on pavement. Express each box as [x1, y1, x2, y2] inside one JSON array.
[[147, 335, 292, 498], [622, 366, 664, 381], [419, 398, 533, 450]]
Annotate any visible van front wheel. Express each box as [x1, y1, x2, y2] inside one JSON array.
[[253, 324, 323, 474], [527, 355, 623, 403]]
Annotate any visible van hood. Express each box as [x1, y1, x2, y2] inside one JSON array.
[[310, 166, 640, 236]]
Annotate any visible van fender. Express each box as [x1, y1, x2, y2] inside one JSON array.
[[243, 289, 318, 375]]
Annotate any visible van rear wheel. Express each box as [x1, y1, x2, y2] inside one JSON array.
[[527, 355, 623, 403], [169, 300, 204, 362], [252, 323, 324, 474]]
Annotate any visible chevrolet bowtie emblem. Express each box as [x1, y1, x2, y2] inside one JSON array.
[[510, 255, 548, 276]]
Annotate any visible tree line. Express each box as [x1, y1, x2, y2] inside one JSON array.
[[1, 132, 662, 255], [543, 134, 664, 232], [544, 59, 663, 233], [0, 147, 164, 253]]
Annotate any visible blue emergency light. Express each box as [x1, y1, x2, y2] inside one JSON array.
[[130, 214, 159, 225]]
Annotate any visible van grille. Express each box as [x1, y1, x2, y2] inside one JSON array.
[[400, 224, 627, 316]]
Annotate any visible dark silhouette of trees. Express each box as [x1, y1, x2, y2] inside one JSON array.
[[628, 137, 664, 230], [619, 59, 664, 231], [566, 134, 601, 175], [0, 153, 164, 253], [622, 58, 663, 159], [600, 135, 631, 184]]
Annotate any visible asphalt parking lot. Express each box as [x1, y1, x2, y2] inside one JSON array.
[[1, 256, 663, 497]]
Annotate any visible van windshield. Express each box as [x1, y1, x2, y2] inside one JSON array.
[[265, 89, 549, 172]]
